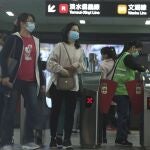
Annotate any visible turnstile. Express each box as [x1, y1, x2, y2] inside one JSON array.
[[141, 73, 150, 147], [80, 72, 102, 148], [80, 89, 101, 148]]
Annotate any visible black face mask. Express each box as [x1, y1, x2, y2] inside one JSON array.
[[138, 50, 145, 56]]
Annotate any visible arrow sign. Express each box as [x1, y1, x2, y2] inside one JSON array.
[[48, 4, 56, 13]]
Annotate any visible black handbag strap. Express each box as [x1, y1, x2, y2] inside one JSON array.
[[62, 42, 72, 65], [106, 62, 115, 78]]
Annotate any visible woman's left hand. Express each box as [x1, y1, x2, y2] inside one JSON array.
[[64, 66, 76, 74]]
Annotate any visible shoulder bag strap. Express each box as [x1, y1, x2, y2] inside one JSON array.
[[58, 44, 61, 64], [106, 62, 115, 77], [62, 42, 72, 65]]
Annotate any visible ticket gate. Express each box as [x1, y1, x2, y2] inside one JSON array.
[[80, 73, 118, 148], [80, 89, 102, 148], [80, 72, 102, 148], [140, 73, 150, 147]]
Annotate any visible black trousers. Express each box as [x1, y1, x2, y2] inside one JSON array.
[[102, 105, 117, 140], [102, 113, 108, 140], [49, 83, 77, 140]]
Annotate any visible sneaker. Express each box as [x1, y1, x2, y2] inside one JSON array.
[[22, 142, 40, 150], [115, 140, 133, 146], [63, 140, 73, 150], [0, 145, 13, 150], [56, 137, 63, 148], [35, 137, 42, 146], [49, 137, 57, 148]]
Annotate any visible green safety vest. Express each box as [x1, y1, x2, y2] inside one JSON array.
[[113, 52, 135, 95]]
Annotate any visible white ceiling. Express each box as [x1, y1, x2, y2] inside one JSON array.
[[0, 0, 150, 33]]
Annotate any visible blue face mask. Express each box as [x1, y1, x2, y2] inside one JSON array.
[[68, 31, 79, 41], [132, 51, 139, 57], [26, 22, 35, 32]]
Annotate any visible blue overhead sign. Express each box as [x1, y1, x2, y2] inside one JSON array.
[[46, 1, 150, 17]]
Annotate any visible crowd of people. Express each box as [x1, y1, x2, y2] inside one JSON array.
[[0, 12, 147, 150]]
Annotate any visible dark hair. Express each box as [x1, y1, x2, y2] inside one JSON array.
[[118, 41, 143, 58], [123, 41, 143, 52], [101, 46, 117, 60], [13, 13, 35, 32], [61, 22, 80, 49]]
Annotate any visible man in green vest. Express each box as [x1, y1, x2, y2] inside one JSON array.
[[113, 41, 145, 146]]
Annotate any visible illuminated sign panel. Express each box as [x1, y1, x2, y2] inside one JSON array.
[[46, 1, 150, 17], [69, 3, 101, 15], [128, 4, 148, 16], [117, 4, 127, 15], [46, 2, 101, 16], [85, 96, 94, 108], [59, 4, 69, 14]]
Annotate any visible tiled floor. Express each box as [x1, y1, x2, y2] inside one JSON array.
[[12, 129, 148, 150]]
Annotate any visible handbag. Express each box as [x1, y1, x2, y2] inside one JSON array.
[[56, 76, 75, 90], [56, 43, 75, 90]]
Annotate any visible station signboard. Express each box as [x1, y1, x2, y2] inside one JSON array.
[[46, 1, 150, 17]]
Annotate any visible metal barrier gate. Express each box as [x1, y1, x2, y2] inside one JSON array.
[[80, 72, 102, 148], [142, 73, 150, 147]]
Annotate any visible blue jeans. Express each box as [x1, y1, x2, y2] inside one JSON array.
[[0, 80, 39, 145], [115, 95, 130, 141]]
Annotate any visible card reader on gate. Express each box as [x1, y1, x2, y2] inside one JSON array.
[[142, 73, 150, 87], [142, 73, 150, 110], [85, 96, 94, 108]]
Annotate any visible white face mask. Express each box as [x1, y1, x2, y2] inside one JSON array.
[[132, 51, 139, 57], [0, 45, 3, 52], [25, 22, 35, 32]]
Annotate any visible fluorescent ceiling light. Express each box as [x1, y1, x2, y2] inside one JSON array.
[[6, 11, 14, 16], [79, 20, 86, 24], [145, 20, 150, 25]]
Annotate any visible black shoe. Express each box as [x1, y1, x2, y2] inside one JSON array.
[[103, 138, 107, 143], [50, 137, 57, 148], [36, 137, 43, 146], [115, 140, 133, 146], [72, 129, 79, 133], [63, 140, 73, 149], [56, 136, 63, 148]]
